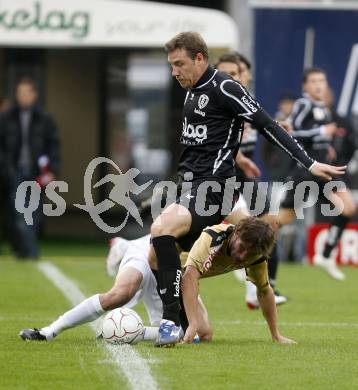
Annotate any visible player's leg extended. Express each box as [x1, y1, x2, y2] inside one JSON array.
[[314, 189, 356, 280], [150, 203, 191, 346], [19, 267, 143, 341]]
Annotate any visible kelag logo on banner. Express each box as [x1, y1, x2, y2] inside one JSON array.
[[0, 1, 90, 38]]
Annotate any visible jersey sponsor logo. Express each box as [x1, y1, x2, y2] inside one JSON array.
[[203, 258, 212, 271], [194, 107, 206, 117], [203, 245, 222, 272], [198, 94, 209, 109], [241, 96, 257, 113], [182, 117, 207, 144], [173, 269, 181, 298]]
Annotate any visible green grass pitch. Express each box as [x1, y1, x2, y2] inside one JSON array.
[[1, 244, 358, 389]]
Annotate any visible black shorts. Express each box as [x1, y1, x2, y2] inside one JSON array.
[[280, 167, 336, 209], [175, 179, 235, 251]]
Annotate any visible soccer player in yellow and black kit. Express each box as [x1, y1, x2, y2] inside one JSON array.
[[181, 217, 296, 344]]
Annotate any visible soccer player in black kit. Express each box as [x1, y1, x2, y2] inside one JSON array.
[[150, 32, 346, 346], [279, 68, 356, 280]]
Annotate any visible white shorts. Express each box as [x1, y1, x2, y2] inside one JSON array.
[[117, 235, 163, 326], [231, 194, 249, 213]]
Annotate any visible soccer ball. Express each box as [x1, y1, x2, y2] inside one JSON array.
[[101, 308, 144, 345]]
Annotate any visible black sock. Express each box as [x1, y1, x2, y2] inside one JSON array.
[[268, 244, 279, 288], [152, 235, 181, 325], [179, 294, 189, 333], [323, 215, 350, 258]]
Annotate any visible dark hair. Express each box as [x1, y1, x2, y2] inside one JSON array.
[[164, 32, 209, 61], [236, 53, 251, 70], [303, 67, 326, 83], [231, 217, 275, 258], [16, 76, 38, 91], [278, 92, 297, 103], [215, 52, 240, 68]]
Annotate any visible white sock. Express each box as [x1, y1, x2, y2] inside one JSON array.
[[41, 294, 104, 340], [245, 281, 257, 302], [142, 326, 159, 341]]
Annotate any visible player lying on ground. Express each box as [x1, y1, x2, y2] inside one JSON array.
[[19, 217, 294, 345], [181, 217, 295, 344], [18, 234, 207, 342]]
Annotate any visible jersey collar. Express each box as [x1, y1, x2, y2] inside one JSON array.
[[303, 92, 325, 107], [192, 65, 217, 90]]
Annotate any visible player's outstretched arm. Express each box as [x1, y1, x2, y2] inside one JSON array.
[[220, 80, 314, 170], [182, 265, 202, 343], [257, 285, 297, 345]]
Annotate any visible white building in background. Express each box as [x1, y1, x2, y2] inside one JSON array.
[[0, 0, 239, 238]]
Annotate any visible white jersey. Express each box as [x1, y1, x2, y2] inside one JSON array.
[[111, 235, 162, 326]]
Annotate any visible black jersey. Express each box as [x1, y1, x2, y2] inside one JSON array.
[[177, 66, 314, 182], [332, 112, 357, 166], [239, 124, 258, 160], [290, 93, 333, 162]]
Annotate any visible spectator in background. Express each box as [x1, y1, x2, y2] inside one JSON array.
[[0, 77, 60, 259], [0, 96, 11, 113], [0, 96, 11, 254]]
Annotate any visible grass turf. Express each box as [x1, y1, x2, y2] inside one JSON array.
[[1, 249, 358, 389]]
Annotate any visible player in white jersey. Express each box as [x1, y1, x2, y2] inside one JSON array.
[[107, 235, 162, 326], [19, 236, 164, 341], [19, 235, 209, 342]]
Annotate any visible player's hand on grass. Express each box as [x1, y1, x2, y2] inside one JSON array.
[[183, 325, 198, 343], [273, 335, 297, 345], [310, 161, 346, 181]]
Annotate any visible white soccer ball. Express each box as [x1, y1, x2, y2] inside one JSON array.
[[101, 308, 144, 345]]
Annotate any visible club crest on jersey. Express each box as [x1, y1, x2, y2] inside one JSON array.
[[313, 107, 325, 121], [194, 94, 209, 117], [198, 94, 209, 109]]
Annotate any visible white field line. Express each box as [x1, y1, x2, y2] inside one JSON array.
[[217, 320, 358, 328], [37, 261, 159, 390]]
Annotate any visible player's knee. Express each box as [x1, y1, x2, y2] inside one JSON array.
[[101, 288, 134, 310], [344, 202, 357, 217], [151, 219, 178, 237], [150, 221, 167, 237]]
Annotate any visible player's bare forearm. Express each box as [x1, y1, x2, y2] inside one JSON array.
[[257, 286, 280, 339], [182, 266, 201, 324], [182, 266, 201, 342], [257, 286, 297, 344]]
